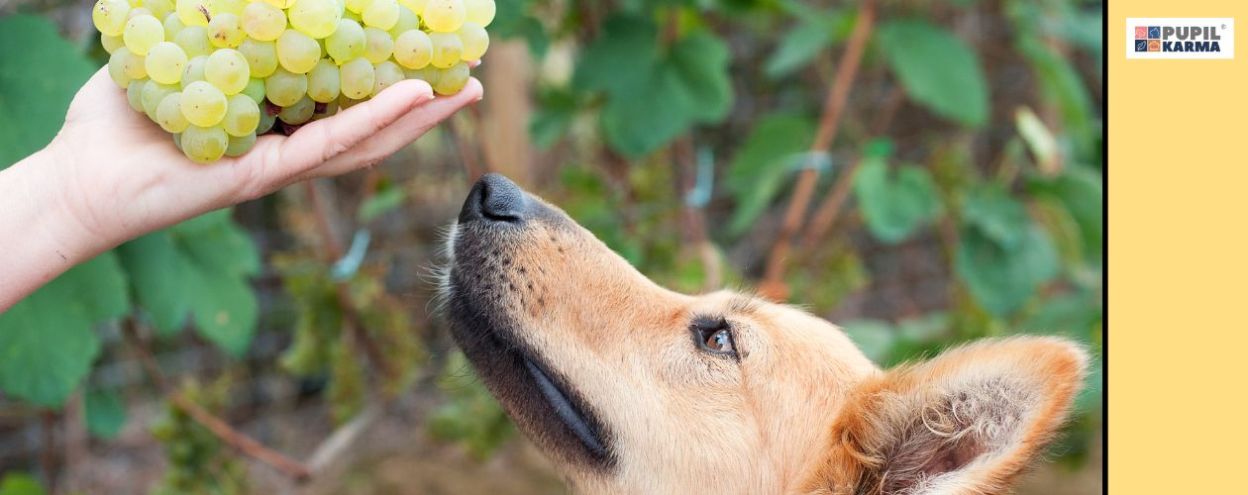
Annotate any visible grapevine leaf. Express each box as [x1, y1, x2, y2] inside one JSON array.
[[961, 184, 1030, 248], [955, 225, 1059, 317], [85, 390, 127, 439], [0, 15, 96, 168], [725, 113, 815, 236], [118, 233, 192, 334], [854, 158, 941, 244], [876, 20, 989, 127], [0, 254, 128, 407], [667, 29, 733, 123]]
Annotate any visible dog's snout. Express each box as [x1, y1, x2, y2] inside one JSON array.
[[460, 173, 528, 224]]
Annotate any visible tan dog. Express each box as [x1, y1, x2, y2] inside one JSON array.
[[442, 174, 1088, 495]]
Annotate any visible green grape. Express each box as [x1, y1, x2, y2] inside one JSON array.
[[93, 0, 131, 37], [265, 68, 309, 106], [163, 13, 185, 40], [174, 0, 211, 26], [182, 125, 229, 162], [397, 0, 426, 16], [428, 31, 461, 68], [241, 2, 285, 41], [257, 110, 277, 134], [339, 58, 375, 99], [422, 0, 465, 33], [345, 0, 373, 15], [223, 94, 260, 136], [108, 47, 135, 88], [457, 21, 487, 61], [127, 79, 145, 111], [404, 65, 439, 87], [102, 33, 124, 54], [433, 61, 468, 95], [156, 92, 190, 132], [277, 30, 321, 74], [343, 9, 362, 23], [207, 12, 244, 48], [124, 14, 164, 55], [146, 41, 188, 84], [371, 61, 405, 96], [142, 80, 179, 119], [238, 38, 277, 78], [393, 29, 432, 69], [361, 0, 399, 30], [463, 0, 493, 26], [388, 6, 418, 37], [241, 78, 266, 104], [212, 0, 246, 15], [127, 7, 153, 21], [225, 132, 256, 157], [182, 55, 207, 87], [363, 27, 393, 63], [326, 19, 366, 64], [122, 48, 148, 79], [205, 48, 250, 94], [307, 59, 341, 103], [181, 80, 228, 126], [173, 25, 212, 57], [289, 0, 343, 39], [263, 0, 296, 8], [278, 95, 316, 124], [146, 0, 176, 20]]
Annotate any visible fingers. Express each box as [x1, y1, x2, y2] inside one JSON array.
[[308, 77, 484, 179]]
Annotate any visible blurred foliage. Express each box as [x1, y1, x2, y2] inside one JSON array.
[[0, 473, 45, 495], [149, 377, 249, 495]]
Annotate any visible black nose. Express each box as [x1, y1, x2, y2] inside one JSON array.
[[459, 173, 527, 224]]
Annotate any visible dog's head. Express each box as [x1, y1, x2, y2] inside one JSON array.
[[442, 174, 1087, 494]]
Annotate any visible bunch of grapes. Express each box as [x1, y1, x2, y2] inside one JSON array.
[[92, 0, 494, 163]]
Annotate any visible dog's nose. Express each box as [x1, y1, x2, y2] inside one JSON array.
[[459, 173, 527, 224]]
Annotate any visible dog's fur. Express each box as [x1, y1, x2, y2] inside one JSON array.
[[441, 175, 1088, 495]]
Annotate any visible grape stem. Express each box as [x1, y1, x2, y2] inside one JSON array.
[[757, 0, 877, 301]]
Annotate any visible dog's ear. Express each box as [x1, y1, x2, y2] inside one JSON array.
[[802, 337, 1088, 495]]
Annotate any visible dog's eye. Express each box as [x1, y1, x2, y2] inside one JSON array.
[[704, 329, 734, 354]]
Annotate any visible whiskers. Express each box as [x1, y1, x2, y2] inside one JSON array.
[[422, 222, 459, 316]]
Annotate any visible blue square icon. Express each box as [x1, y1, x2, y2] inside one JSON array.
[[1135, 39, 1148, 52], [1148, 26, 1161, 39]]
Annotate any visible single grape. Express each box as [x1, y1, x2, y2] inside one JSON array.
[[225, 133, 257, 157], [146, 41, 188, 84], [241, 2, 285, 41], [207, 12, 244, 48], [263, 0, 296, 8], [241, 78, 266, 104], [388, 6, 418, 37], [428, 32, 462, 68], [93, 0, 131, 37], [326, 19, 366, 64], [339, 58, 375, 99], [278, 95, 316, 125], [182, 125, 229, 163], [124, 14, 164, 55], [371, 61, 405, 96], [397, 0, 426, 16], [362, 0, 399, 30], [108, 47, 136, 88], [142, 80, 179, 120], [127, 79, 146, 111], [102, 33, 124, 54], [307, 59, 341, 103], [345, 0, 373, 15], [122, 48, 148, 79], [163, 13, 185, 40], [146, 0, 176, 19], [423, 0, 465, 33], [156, 92, 190, 132], [457, 21, 487, 61], [257, 111, 277, 134], [238, 38, 277, 78], [265, 68, 309, 106], [174, 25, 212, 57], [404, 65, 439, 87], [463, 0, 493, 26], [433, 61, 468, 95], [393, 29, 432, 69], [182, 55, 207, 87], [363, 27, 393, 63], [181, 80, 228, 126], [223, 94, 260, 136], [205, 48, 250, 94], [276, 30, 321, 74], [175, 0, 211, 26], [289, 0, 343, 39]]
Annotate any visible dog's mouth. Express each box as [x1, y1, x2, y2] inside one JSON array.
[[521, 353, 609, 456]]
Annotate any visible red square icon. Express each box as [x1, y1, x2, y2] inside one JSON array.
[[1136, 26, 1148, 39]]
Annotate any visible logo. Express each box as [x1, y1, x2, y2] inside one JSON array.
[[1127, 18, 1234, 59]]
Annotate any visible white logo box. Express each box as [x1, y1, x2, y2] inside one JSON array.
[[1126, 17, 1234, 59]]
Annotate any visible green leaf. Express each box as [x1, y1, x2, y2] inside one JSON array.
[[118, 210, 259, 356], [85, 390, 127, 439], [0, 473, 45, 495], [530, 86, 580, 149], [961, 184, 1029, 248], [0, 254, 128, 407], [0, 15, 97, 168], [1029, 166, 1103, 262], [854, 158, 941, 244], [667, 30, 733, 123], [955, 225, 1059, 317], [876, 20, 989, 127], [724, 113, 816, 235], [765, 11, 851, 78], [841, 320, 896, 363]]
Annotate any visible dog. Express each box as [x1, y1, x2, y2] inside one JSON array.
[[441, 174, 1088, 494]]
